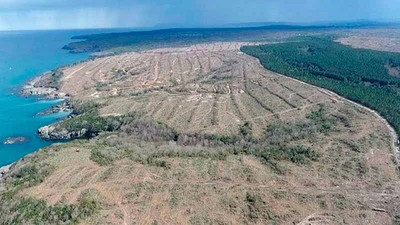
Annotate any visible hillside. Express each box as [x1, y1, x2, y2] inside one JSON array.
[[62, 23, 392, 54], [241, 36, 400, 135], [1, 41, 400, 224]]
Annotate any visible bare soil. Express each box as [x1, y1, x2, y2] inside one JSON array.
[[58, 42, 358, 136], [336, 27, 400, 53], [13, 42, 400, 224]]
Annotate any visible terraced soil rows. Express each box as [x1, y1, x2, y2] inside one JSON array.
[[14, 40, 400, 225], [58, 42, 344, 135]]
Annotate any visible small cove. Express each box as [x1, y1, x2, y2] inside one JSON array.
[[0, 29, 92, 166]]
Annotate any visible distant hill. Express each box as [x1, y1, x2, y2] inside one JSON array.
[[63, 22, 396, 54]]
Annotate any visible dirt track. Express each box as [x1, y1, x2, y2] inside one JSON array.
[[251, 55, 400, 167], [18, 42, 400, 224], [58, 42, 359, 136]]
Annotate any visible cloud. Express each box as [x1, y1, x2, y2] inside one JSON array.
[[0, 1, 151, 30], [0, 9, 116, 30], [0, 0, 399, 30]]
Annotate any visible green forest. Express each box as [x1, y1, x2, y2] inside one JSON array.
[[241, 36, 400, 135]]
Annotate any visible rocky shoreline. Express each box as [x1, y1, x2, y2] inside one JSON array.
[[21, 72, 67, 99], [0, 164, 12, 183], [0, 69, 75, 187], [22, 70, 89, 141], [38, 125, 88, 140], [22, 71, 74, 117], [36, 101, 72, 116]]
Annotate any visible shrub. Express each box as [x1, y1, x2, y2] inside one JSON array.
[[0, 196, 98, 225], [245, 192, 278, 224], [119, 112, 178, 142], [12, 163, 53, 188], [393, 212, 400, 225], [242, 145, 319, 165], [240, 122, 253, 137], [265, 106, 336, 146], [90, 148, 122, 166]]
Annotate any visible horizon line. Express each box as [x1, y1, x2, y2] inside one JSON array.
[[1, 19, 399, 33]]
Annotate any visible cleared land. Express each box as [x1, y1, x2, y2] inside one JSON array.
[[243, 36, 400, 137], [337, 28, 400, 53], [58, 42, 353, 136], [1, 42, 400, 225], [61, 26, 317, 53]]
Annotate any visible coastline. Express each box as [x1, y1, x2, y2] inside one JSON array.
[[0, 43, 92, 170], [0, 69, 76, 179], [3, 41, 400, 179], [0, 51, 120, 179], [0, 30, 100, 169], [0, 164, 12, 181]]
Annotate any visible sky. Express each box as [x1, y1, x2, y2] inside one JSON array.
[[0, 0, 399, 30]]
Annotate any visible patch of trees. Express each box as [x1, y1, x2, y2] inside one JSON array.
[[59, 101, 335, 170], [95, 107, 335, 171], [242, 36, 400, 135], [55, 110, 178, 141]]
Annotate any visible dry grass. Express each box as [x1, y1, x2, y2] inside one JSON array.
[[4, 41, 400, 224], [20, 92, 400, 225], [58, 42, 357, 137], [22, 118, 400, 225], [336, 27, 400, 53]]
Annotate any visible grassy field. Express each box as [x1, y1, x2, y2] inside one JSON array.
[[242, 36, 400, 135]]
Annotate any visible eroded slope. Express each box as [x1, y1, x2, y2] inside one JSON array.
[[3, 42, 400, 225], [55, 42, 352, 136]]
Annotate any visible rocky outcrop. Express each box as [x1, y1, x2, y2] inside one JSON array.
[[38, 125, 88, 140], [21, 70, 67, 99], [22, 69, 83, 140], [36, 101, 72, 116], [0, 164, 11, 177], [0, 163, 13, 187]]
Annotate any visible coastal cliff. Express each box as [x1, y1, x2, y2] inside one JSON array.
[[21, 68, 84, 140], [21, 70, 67, 99], [37, 125, 88, 140]]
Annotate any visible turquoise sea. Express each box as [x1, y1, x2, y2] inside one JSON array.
[[0, 29, 125, 167]]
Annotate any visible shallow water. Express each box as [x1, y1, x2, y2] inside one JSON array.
[[0, 30, 95, 167]]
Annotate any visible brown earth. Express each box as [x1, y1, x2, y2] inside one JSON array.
[[5, 42, 398, 224], [336, 27, 400, 53], [385, 63, 400, 78], [23, 137, 400, 225], [57, 42, 350, 136]]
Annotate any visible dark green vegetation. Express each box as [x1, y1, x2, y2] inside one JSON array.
[[242, 36, 400, 135], [0, 105, 339, 224], [83, 106, 336, 172], [394, 212, 400, 225], [245, 192, 278, 223], [62, 26, 300, 53], [53, 108, 178, 141], [63, 23, 386, 53]]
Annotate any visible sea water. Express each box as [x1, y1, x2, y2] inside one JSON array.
[[0, 29, 101, 167]]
